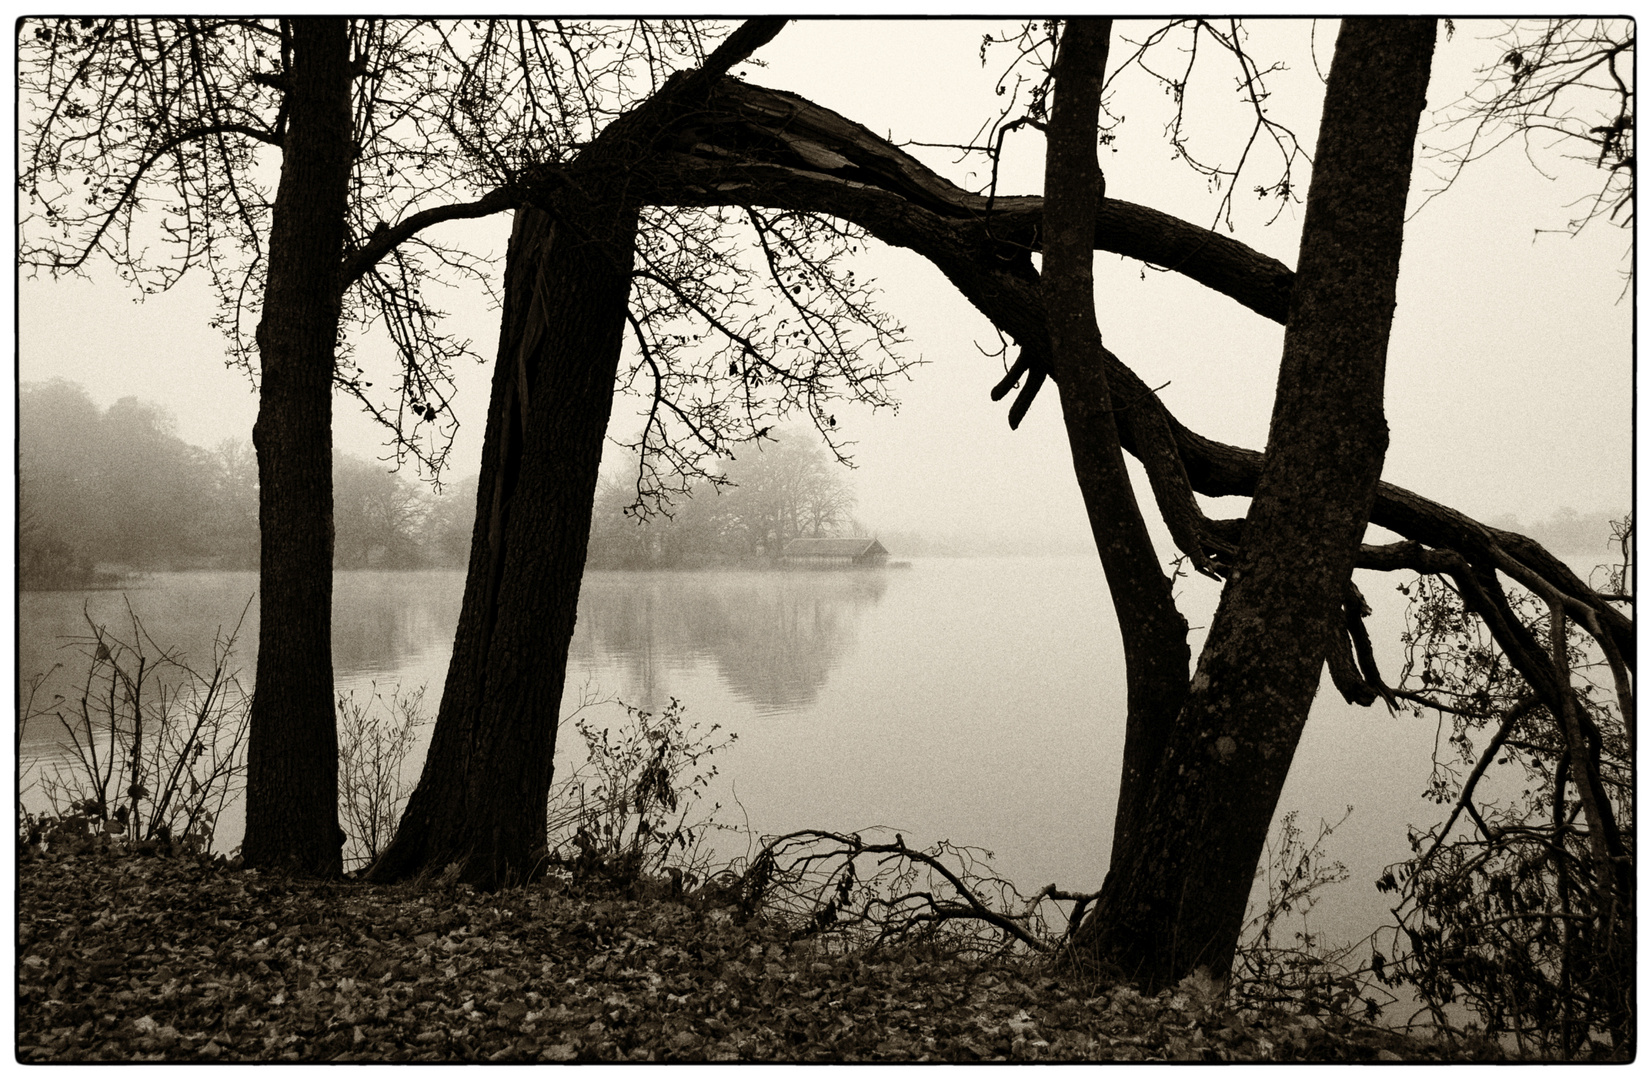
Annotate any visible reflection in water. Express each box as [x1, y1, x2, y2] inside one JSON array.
[[18, 567, 883, 754], [571, 570, 888, 714], [18, 571, 469, 758], [16, 559, 1451, 957], [19, 573, 262, 760], [330, 571, 465, 678]]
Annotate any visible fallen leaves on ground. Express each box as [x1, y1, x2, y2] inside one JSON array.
[[17, 845, 1499, 1063]]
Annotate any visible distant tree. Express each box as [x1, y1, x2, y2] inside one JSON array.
[[586, 474, 672, 569], [18, 381, 219, 579], [333, 454, 427, 569], [205, 439, 261, 569], [19, 477, 100, 590], [584, 432, 858, 568], [418, 474, 480, 568], [95, 397, 219, 567], [18, 381, 103, 586], [719, 430, 858, 555]]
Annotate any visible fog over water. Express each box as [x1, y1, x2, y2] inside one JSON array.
[[25, 547, 1615, 951]]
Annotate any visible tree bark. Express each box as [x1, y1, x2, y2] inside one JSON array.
[[368, 18, 786, 888], [1076, 18, 1436, 989], [368, 203, 637, 888], [241, 17, 354, 875], [1040, 19, 1191, 877]]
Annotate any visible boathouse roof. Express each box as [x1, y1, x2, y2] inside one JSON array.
[[781, 537, 888, 559]]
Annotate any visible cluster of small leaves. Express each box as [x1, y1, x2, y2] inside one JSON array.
[[1230, 808, 1398, 1024], [1396, 573, 1542, 803], [1373, 826, 1625, 1060], [16, 843, 1490, 1062], [1392, 570, 1628, 811], [1371, 538, 1633, 1059]]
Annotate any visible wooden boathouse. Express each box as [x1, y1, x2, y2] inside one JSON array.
[[780, 537, 890, 567]]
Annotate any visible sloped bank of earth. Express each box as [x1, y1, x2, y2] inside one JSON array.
[[18, 846, 1495, 1063]]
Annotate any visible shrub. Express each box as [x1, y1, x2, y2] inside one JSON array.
[[545, 696, 737, 891], [337, 683, 431, 872], [19, 598, 250, 857], [1372, 517, 1633, 1058]]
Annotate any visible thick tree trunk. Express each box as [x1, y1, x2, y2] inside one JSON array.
[[368, 18, 786, 890], [368, 204, 637, 889], [1039, 20, 1191, 873], [241, 18, 354, 875], [1076, 18, 1436, 989]]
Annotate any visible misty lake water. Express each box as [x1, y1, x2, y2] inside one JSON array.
[[19, 558, 1455, 951]]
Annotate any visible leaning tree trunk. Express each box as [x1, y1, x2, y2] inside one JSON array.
[[241, 17, 354, 875], [1039, 19, 1192, 872], [367, 203, 637, 888], [1076, 18, 1437, 989], [367, 18, 786, 890]]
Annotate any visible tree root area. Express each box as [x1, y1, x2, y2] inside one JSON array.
[[19, 846, 1504, 1063]]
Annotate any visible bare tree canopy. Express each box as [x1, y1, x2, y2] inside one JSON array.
[[1424, 18, 1634, 237]]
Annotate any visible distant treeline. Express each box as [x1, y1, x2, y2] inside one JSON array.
[[18, 386, 881, 588], [19, 380, 476, 588], [20, 381, 1137, 586], [587, 430, 860, 569]]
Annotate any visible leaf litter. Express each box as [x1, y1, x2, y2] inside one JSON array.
[[17, 845, 1499, 1062]]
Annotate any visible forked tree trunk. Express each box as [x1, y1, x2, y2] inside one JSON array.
[[368, 203, 638, 888], [241, 18, 354, 875], [1039, 19, 1193, 874], [1075, 18, 1436, 989]]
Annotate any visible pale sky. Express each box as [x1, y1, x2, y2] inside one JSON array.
[[15, 19, 1636, 550]]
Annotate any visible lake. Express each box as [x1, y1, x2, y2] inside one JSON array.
[[18, 558, 1455, 951]]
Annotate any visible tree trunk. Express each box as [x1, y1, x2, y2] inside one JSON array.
[[1076, 18, 1436, 989], [1039, 19, 1191, 872], [368, 202, 638, 888], [241, 18, 354, 875], [367, 18, 786, 890]]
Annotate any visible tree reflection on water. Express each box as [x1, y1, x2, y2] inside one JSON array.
[[571, 569, 890, 714]]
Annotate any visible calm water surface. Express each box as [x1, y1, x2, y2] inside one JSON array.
[[18, 558, 1453, 949]]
